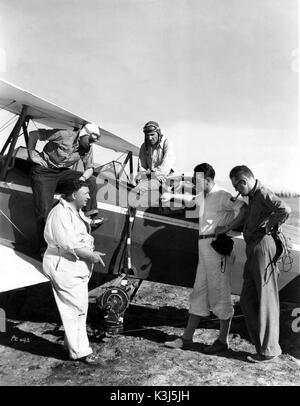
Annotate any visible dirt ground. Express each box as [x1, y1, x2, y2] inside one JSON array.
[[0, 280, 299, 387]]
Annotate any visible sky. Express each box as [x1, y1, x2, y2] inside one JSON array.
[[0, 0, 298, 193]]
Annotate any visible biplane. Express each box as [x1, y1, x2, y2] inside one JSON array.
[[0, 78, 299, 333]]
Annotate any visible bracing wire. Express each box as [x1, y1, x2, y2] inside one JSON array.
[[0, 100, 16, 113], [0, 207, 29, 239], [31, 119, 40, 131], [0, 115, 18, 133]]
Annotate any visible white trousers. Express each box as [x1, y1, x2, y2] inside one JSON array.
[[43, 248, 93, 360], [189, 239, 234, 320]]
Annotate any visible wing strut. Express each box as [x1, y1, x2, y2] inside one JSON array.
[[0, 105, 28, 179], [117, 151, 134, 182]]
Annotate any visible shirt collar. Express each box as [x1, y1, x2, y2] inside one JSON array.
[[205, 182, 218, 197], [248, 179, 260, 199], [59, 197, 90, 223], [59, 197, 78, 213]]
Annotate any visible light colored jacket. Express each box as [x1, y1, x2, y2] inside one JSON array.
[[137, 137, 176, 176]]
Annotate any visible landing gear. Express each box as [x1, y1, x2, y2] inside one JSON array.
[[94, 206, 145, 335]]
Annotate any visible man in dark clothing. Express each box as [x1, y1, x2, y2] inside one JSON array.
[[28, 123, 103, 251], [215, 165, 291, 363]]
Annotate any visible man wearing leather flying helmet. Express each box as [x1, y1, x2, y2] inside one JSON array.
[[130, 121, 176, 208]]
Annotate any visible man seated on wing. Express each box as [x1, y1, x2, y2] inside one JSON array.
[[129, 121, 177, 208]]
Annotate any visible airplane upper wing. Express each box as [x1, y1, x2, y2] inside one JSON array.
[[0, 78, 139, 156]]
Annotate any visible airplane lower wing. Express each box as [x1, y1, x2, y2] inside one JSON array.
[[0, 244, 48, 292]]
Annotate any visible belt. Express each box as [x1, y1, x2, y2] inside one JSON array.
[[42, 155, 68, 171], [199, 233, 216, 240], [47, 164, 68, 171]]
